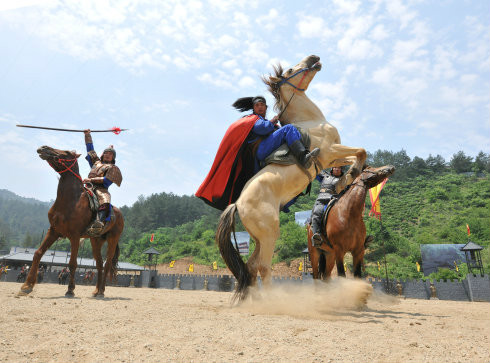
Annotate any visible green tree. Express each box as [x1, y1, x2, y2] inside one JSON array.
[[450, 151, 473, 173], [473, 151, 489, 174], [425, 154, 447, 173]]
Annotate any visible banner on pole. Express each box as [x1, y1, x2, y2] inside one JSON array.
[[369, 179, 388, 220]]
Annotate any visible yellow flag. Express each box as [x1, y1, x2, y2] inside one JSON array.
[[416, 261, 420, 272], [369, 179, 388, 219], [169, 260, 175, 268], [377, 261, 381, 271], [298, 262, 303, 271], [454, 261, 459, 272], [212, 261, 218, 270], [344, 262, 348, 271], [188, 264, 194, 272]]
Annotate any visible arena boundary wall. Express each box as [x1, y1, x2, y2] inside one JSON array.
[[2, 270, 488, 302]]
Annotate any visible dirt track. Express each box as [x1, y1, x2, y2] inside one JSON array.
[[1, 281, 489, 363]]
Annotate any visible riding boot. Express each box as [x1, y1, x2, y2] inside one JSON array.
[[311, 201, 325, 247], [98, 203, 111, 225], [289, 140, 320, 169], [91, 204, 108, 230]]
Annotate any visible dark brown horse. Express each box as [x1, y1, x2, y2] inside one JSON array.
[[19, 146, 124, 297], [307, 165, 395, 280]]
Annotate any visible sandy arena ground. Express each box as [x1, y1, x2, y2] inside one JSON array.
[[1, 281, 489, 363]]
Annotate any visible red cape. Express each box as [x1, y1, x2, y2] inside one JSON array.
[[196, 114, 259, 210]]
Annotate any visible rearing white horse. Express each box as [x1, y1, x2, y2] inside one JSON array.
[[216, 55, 366, 300]]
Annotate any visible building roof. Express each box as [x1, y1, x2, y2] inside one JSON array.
[[1, 247, 144, 271], [142, 247, 161, 255], [460, 241, 483, 251]]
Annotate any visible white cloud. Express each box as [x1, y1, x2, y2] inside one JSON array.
[[297, 16, 328, 38], [238, 76, 255, 88], [385, 0, 417, 29], [332, 0, 360, 14], [0, 0, 54, 12], [370, 24, 389, 41], [256, 8, 285, 31]]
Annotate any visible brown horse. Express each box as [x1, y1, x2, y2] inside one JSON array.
[[307, 165, 395, 280], [19, 146, 124, 297]]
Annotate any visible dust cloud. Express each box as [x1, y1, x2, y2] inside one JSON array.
[[235, 279, 398, 318]]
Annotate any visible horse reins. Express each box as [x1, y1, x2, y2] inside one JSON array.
[[49, 157, 83, 183]]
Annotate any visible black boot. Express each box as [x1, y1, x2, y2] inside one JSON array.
[[97, 203, 110, 225], [289, 140, 320, 169]]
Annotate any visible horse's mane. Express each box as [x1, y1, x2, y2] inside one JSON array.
[[262, 63, 285, 112]]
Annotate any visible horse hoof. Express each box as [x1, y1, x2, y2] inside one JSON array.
[[95, 293, 105, 299], [17, 288, 32, 296], [65, 291, 75, 298]]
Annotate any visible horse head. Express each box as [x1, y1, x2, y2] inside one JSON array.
[[359, 165, 395, 189], [37, 145, 81, 175], [263, 54, 322, 114]]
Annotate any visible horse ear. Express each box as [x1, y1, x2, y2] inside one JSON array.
[[74, 153, 81, 158]]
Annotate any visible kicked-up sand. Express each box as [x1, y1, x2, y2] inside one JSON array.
[[0, 280, 489, 363]]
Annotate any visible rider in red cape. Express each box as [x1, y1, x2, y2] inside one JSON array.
[[196, 96, 319, 210]]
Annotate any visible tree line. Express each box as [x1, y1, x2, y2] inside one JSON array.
[[1, 149, 489, 281]]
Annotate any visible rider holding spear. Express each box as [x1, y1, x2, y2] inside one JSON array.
[[83, 129, 122, 231]]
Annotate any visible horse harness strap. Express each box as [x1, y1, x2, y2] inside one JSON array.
[[277, 68, 310, 118], [277, 67, 310, 91], [50, 157, 83, 182], [84, 184, 100, 213], [319, 197, 338, 249]]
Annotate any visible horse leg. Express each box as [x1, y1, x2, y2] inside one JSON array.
[[90, 237, 104, 297], [65, 238, 80, 297], [309, 247, 320, 279], [245, 235, 260, 288], [99, 235, 119, 297], [336, 252, 346, 277], [326, 145, 366, 192], [323, 250, 336, 281], [20, 227, 60, 295], [352, 248, 365, 278], [238, 200, 279, 293], [306, 224, 321, 279]]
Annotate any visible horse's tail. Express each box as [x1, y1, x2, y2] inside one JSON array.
[[110, 243, 120, 282], [216, 204, 251, 301]]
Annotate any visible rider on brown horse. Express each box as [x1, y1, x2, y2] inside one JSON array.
[[310, 166, 343, 247], [83, 129, 122, 233]]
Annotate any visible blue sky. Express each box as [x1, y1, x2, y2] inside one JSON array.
[[0, 0, 488, 207]]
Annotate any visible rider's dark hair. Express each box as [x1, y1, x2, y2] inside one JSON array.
[[232, 96, 267, 112]]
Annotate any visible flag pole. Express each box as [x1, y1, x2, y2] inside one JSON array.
[[380, 215, 390, 292]]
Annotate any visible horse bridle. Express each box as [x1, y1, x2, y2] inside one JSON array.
[[48, 157, 83, 183], [276, 67, 311, 120], [277, 67, 311, 91]]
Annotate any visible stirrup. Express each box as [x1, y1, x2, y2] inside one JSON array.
[[303, 148, 320, 169], [85, 220, 105, 237], [312, 233, 323, 247]]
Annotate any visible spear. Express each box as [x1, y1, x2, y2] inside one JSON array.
[[16, 125, 128, 135]]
